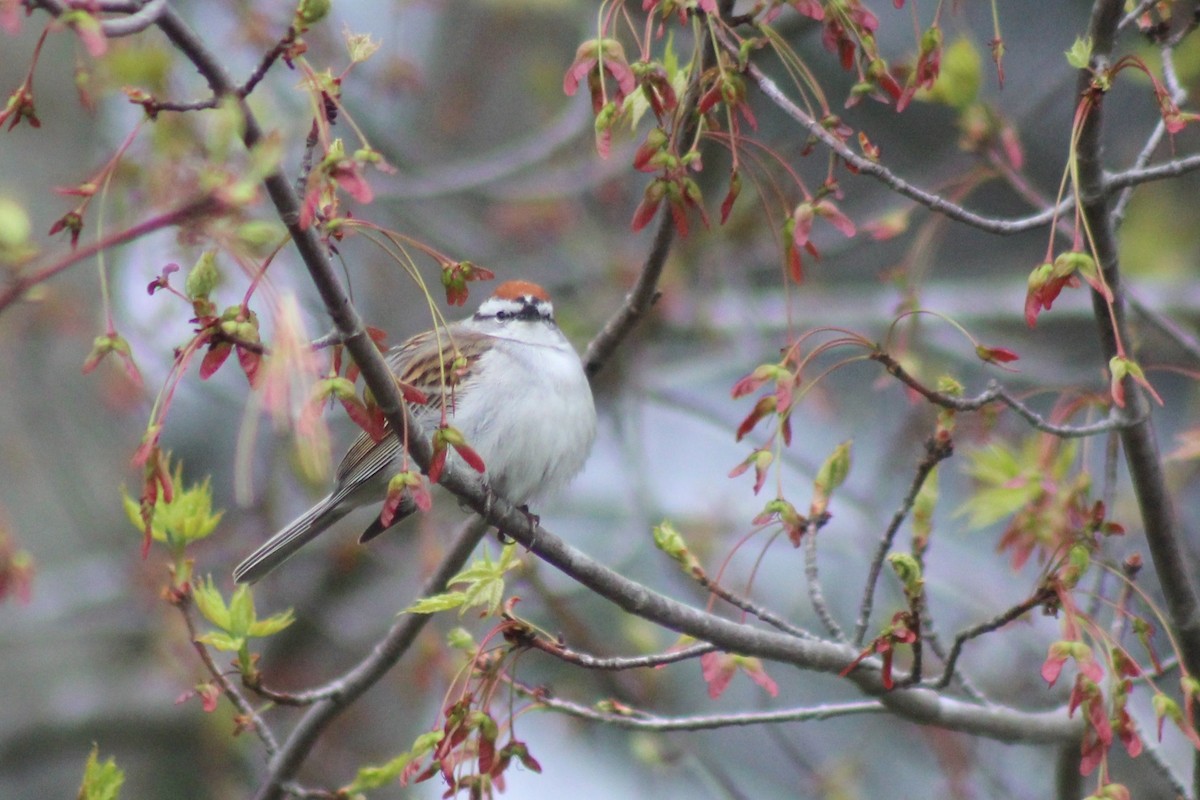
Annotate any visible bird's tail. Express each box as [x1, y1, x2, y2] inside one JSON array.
[[233, 495, 351, 583]]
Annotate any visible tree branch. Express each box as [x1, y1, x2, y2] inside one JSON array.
[[1073, 5, 1200, 794], [733, 49, 1070, 236], [510, 677, 885, 731], [255, 517, 490, 799], [854, 437, 951, 647], [870, 352, 1141, 438], [520, 637, 715, 671]]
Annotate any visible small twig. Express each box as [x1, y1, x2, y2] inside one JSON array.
[[1105, 151, 1200, 194], [178, 595, 280, 755], [1127, 289, 1200, 365], [1117, 0, 1158, 30], [146, 27, 296, 114], [509, 677, 884, 731], [730, 47, 1070, 236], [871, 352, 1142, 438], [582, 0, 732, 378], [853, 437, 952, 647], [238, 28, 296, 101], [694, 571, 817, 640], [921, 619, 987, 702], [0, 195, 221, 314], [936, 587, 1056, 689], [803, 520, 845, 641], [521, 637, 715, 670], [1111, 47, 1187, 228], [296, 119, 321, 206]]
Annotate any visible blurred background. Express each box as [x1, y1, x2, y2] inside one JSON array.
[[3, 0, 1200, 797]]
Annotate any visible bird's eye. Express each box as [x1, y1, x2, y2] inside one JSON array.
[[495, 310, 509, 320]]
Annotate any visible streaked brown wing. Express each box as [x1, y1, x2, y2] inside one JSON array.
[[332, 326, 489, 489]]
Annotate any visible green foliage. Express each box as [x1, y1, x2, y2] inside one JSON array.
[[121, 464, 223, 548], [652, 520, 702, 573], [77, 745, 124, 800], [344, 731, 443, 793], [0, 197, 33, 265], [1066, 36, 1093, 69], [957, 438, 1076, 529], [403, 544, 521, 617], [193, 578, 294, 674], [919, 37, 981, 109]]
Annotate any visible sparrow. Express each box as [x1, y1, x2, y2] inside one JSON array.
[[233, 280, 596, 583]]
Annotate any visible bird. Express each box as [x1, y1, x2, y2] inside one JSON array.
[[233, 280, 596, 583]]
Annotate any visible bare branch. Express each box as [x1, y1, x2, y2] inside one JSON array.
[[510, 677, 885, 731], [1128, 289, 1200, 364], [1105, 151, 1200, 194], [0, 195, 221, 314], [803, 521, 846, 641], [179, 595, 280, 755], [99, 0, 166, 36], [871, 351, 1143, 438], [693, 571, 818, 640], [1072, 6, 1200, 795], [257, 517, 490, 798], [935, 587, 1055, 690], [854, 437, 952, 647], [521, 637, 715, 670], [733, 51, 1069, 236]]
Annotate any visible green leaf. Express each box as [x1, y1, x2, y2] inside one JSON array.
[[123, 461, 224, 547], [922, 37, 981, 109], [78, 745, 124, 800], [403, 591, 468, 615], [1065, 36, 1093, 70], [887, 553, 924, 597], [344, 751, 413, 792], [247, 608, 295, 638], [228, 584, 255, 637], [448, 544, 521, 616], [192, 577, 230, 629], [196, 631, 243, 652]]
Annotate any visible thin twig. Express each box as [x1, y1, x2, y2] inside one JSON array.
[[921, 621, 987, 702], [582, 0, 733, 377], [521, 638, 715, 670], [803, 520, 845, 641], [1111, 47, 1187, 228], [871, 352, 1142, 438], [1117, 0, 1158, 30], [146, 27, 295, 114], [853, 437, 952, 647], [0, 195, 221, 314], [1127, 287, 1200, 365], [695, 571, 817, 640], [935, 587, 1055, 689], [731, 49, 1069, 236], [179, 595, 280, 755], [509, 677, 884, 731]]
